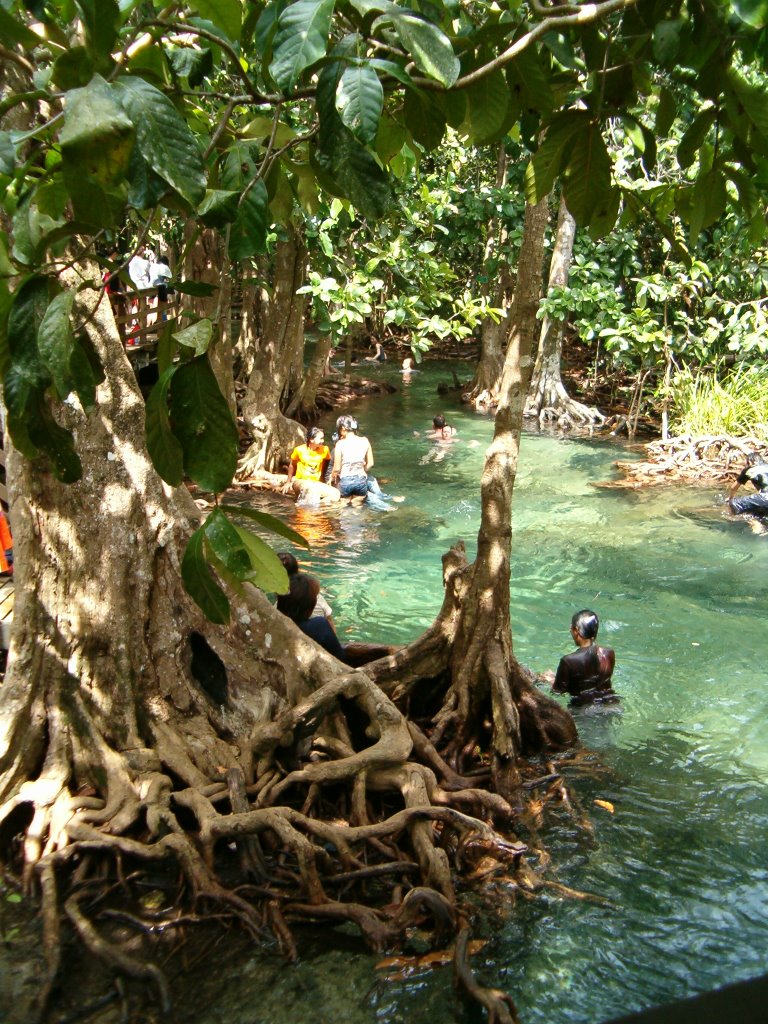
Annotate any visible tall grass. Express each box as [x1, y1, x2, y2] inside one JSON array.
[[668, 364, 768, 439]]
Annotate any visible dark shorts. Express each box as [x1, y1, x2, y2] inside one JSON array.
[[730, 492, 768, 517]]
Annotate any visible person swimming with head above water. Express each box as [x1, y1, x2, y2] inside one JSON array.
[[552, 609, 618, 706]]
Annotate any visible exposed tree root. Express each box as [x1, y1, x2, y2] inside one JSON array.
[[524, 381, 606, 430], [608, 434, 767, 488]]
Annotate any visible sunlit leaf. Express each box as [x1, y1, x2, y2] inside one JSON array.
[[173, 318, 213, 356], [203, 507, 252, 576], [219, 504, 310, 548], [113, 75, 206, 207], [191, 0, 241, 41], [387, 11, 459, 87], [337, 64, 383, 145], [269, 0, 335, 92], [232, 525, 291, 593]]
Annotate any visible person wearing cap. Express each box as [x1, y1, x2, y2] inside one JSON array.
[[728, 458, 768, 517], [552, 609, 617, 706], [330, 416, 397, 511]]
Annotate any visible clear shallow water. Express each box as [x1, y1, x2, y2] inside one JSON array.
[[235, 361, 768, 1023]]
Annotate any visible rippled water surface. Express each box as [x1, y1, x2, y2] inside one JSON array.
[[234, 360, 768, 1024]]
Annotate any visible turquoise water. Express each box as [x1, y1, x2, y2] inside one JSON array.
[[238, 361, 768, 1024]]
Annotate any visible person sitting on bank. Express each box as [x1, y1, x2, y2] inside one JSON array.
[[364, 340, 386, 363], [277, 573, 349, 663], [552, 609, 617, 706], [277, 551, 335, 631], [281, 427, 331, 496], [728, 457, 768, 517], [429, 414, 457, 440]]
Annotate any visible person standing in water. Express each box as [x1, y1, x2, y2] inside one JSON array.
[[552, 609, 617, 705]]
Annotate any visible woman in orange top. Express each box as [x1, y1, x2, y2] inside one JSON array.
[[282, 427, 331, 495]]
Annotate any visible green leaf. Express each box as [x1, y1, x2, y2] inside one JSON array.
[[727, 70, 768, 137], [506, 48, 554, 116], [191, 0, 241, 41], [203, 507, 252, 576], [337, 64, 383, 145], [199, 188, 240, 227], [232, 525, 291, 593], [173, 279, 219, 297], [168, 45, 214, 88], [4, 276, 50, 425], [0, 131, 15, 175], [173, 318, 213, 356], [145, 365, 184, 486], [677, 106, 717, 169], [586, 187, 620, 240], [229, 180, 269, 260], [182, 527, 230, 624], [524, 114, 582, 205], [269, 0, 336, 92], [562, 120, 612, 226], [387, 11, 459, 88], [655, 87, 676, 136], [0, 8, 41, 48], [687, 169, 727, 244], [75, 0, 121, 63], [219, 504, 310, 549], [113, 76, 206, 207], [653, 20, 682, 65], [403, 88, 445, 151], [169, 356, 238, 493], [37, 289, 77, 399], [465, 70, 510, 146], [126, 145, 169, 209], [731, 0, 768, 28], [60, 75, 135, 188]]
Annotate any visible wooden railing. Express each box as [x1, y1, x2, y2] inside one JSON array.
[[109, 289, 180, 350]]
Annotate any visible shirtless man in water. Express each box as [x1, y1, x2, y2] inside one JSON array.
[[552, 609, 617, 706]]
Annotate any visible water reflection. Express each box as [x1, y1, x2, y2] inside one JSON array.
[[230, 361, 768, 1024]]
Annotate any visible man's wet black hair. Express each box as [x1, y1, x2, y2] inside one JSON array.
[[433, 414, 446, 429], [572, 609, 599, 640]]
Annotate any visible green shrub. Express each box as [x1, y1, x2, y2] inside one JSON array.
[[668, 364, 768, 439]]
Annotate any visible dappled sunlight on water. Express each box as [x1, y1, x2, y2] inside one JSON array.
[[234, 361, 768, 1024]]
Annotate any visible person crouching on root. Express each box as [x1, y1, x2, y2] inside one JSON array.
[[552, 609, 618, 706], [281, 427, 331, 496], [728, 457, 768, 518]]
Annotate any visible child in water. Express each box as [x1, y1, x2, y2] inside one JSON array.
[[552, 609, 617, 706]]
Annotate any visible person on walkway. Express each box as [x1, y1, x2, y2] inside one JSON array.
[[282, 427, 331, 496], [728, 458, 768, 517], [330, 416, 399, 511], [277, 573, 349, 663], [149, 252, 173, 304], [128, 246, 154, 290], [552, 609, 617, 706], [277, 551, 335, 630]]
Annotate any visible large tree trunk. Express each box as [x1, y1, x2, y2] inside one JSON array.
[[373, 199, 576, 803], [525, 197, 605, 427], [1, 269, 537, 1020], [238, 226, 307, 474], [464, 146, 513, 409]]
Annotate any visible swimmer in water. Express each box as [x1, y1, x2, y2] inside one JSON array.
[[552, 609, 618, 706]]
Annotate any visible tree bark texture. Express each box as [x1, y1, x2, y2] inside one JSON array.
[[525, 198, 605, 427], [239, 226, 307, 473]]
